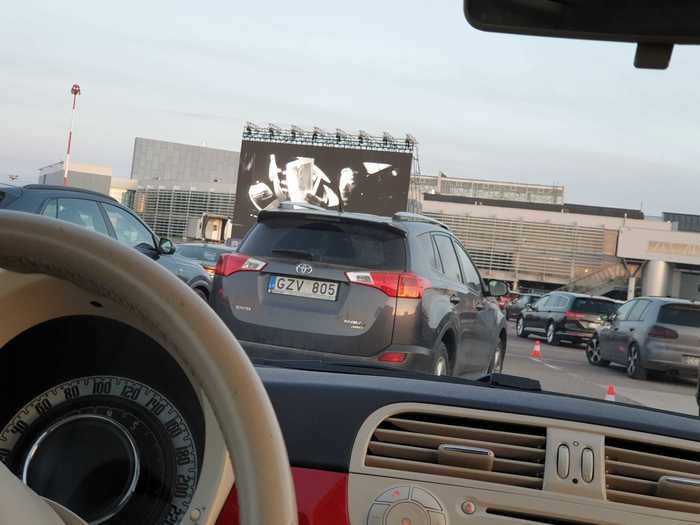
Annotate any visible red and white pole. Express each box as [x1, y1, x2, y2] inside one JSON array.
[[63, 83, 81, 186]]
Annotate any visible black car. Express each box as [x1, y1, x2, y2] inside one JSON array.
[[505, 293, 542, 320], [516, 291, 618, 346], [0, 184, 211, 300], [211, 208, 508, 377]]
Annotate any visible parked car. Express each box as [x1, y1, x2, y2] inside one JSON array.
[[506, 293, 542, 320], [586, 297, 700, 379], [211, 208, 508, 377], [516, 291, 618, 346], [0, 184, 211, 300], [176, 242, 237, 277]]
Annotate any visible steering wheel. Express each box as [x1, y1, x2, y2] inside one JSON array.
[[0, 211, 298, 525]]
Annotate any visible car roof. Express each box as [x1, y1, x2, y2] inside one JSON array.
[[636, 296, 697, 304], [21, 184, 118, 202], [550, 291, 616, 301]]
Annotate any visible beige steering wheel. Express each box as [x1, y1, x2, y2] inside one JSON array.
[[0, 211, 298, 525]]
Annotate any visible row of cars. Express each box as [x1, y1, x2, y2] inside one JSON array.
[[1, 184, 511, 379], [513, 290, 700, 381]]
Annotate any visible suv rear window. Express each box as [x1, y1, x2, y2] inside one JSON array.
[[571, 298, 617, 315], [657, 304, 700, 328], [241, 216, 406, 270]]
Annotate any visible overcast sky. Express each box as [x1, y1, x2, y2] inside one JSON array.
[[2, 1, 699, 214]]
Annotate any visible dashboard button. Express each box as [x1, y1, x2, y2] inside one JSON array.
[[428, 511, 446, 525], [557, 444, 570, 479], [385, 502, 429, 525], [582, 448, 595, 483], [368, 503, 390, 525], [411, 486, 442, 510], [377, 485, 410, 503]]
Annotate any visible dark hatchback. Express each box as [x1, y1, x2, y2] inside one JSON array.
[[0, 185, 212, 300], [211, 208, 508, 377], [505, 293, 542, 321], [516, 291, 618, 346]]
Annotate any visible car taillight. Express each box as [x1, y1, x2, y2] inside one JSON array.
[[345, 271, 430, 298], [215, 254, 267, 277], [203, 265, 216, 276], [378, 352, 407, 363], [564, 311, 585, 321], [648, 325, 679, 339]]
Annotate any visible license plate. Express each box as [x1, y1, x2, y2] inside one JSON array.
[[683, 356, 700, 367], [268, 275, 338, 301]]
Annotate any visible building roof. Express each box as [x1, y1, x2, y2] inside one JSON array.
[[424, 193, 644, 220]]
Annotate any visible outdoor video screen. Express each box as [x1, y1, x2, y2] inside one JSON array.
[[232, 140, 412, 236]]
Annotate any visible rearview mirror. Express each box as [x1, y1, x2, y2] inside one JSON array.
[[488, 280, 508, 298], [159, 238, 176, 255], [464, 1, 700, 69]]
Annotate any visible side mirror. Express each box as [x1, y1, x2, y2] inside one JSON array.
[[488, 280, 508, 298], [159, 238, 176, 255]]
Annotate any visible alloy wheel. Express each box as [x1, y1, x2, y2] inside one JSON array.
[[546, 324, 555, 344], [587, 339, 601, 364]]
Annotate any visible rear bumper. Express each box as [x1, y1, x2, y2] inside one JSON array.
[[644, 343, 700, 374], [558, 329, 595, 342], [238, 340, 436, 374]]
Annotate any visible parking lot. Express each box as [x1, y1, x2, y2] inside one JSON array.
[[502, 321, 699, 415]]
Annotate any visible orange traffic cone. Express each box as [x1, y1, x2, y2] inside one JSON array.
[[605, 384, 616, 402], [531, 340, 542, 359]]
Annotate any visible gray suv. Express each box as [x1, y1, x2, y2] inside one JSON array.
[[586, 297, 700, 379], [210, 208, 508, 377]]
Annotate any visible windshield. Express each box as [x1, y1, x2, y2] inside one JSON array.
[[4, 2, 698, 420]]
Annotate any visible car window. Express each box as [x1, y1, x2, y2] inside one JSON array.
[[657, 304, 700, 328], [571, 298, 617, 315], [55, 199, 109, 236], [453, 240, 481, 289], [41, 199, 58, 219], [241, 216, 406, 270], [613, 300, 636, 321], [102, 203, 155, 249], [551, 295, 568, 311], [534, 295, 550, 310], [432, 235, 463, 284], [177, 245, 205, 259], [416, 232, 441, 271], [627, 299, 651, 321]]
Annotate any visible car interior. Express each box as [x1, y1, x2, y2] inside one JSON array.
[[3, 3, 700, 525]]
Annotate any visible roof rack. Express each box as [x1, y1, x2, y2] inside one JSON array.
[[392, 211, 449, 230], [275, 201, 329, 212]]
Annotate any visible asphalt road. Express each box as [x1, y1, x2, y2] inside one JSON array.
[[502, 321, 699, 416]]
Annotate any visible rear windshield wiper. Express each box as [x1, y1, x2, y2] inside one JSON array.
[[271, 249, 315, 261]]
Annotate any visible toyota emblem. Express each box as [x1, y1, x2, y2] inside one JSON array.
[[296, 263, 313, 275]]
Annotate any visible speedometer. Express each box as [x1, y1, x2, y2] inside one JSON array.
[[0, 376, 198, 525]]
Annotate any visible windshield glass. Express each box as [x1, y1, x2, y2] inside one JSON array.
[[4, 2, 698, 420]]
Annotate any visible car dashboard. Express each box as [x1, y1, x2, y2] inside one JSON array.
[[2, 270, 700, 525]]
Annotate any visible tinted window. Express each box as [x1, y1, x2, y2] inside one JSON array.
[[657, 304, 700, 328], [453, 241, 481, 289], [56, 199, 109, 236], [551, 295, 569, 311], [102, 203, 154, 249], [572, 298, 617, 315], [41, 199, 58, 218], [627, 300, 651, 321], [241, 217, 406, 270], [615, 300, 636, 321], [433, 235, 463, 283], [526, 295, 541, 304]]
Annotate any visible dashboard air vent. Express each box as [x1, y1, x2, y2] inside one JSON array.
[[365, 412, 546, 489], [605, 437, 700, 515]]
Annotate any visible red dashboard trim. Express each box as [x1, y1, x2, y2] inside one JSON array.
[[215, 467, 350, 525]]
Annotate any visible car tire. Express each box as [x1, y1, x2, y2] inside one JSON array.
[[516, 317, 529, 338], [193, 287, 208, 301], [487, 339, 506, 374], [626, 343, 648, 380], [586, 337, 609, 367], [433, 343, 451, 377], [546, 322, 560, 346]]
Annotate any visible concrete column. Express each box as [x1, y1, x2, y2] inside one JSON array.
[[642, 260, 670, 297], [627, 276, 636, 300]]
